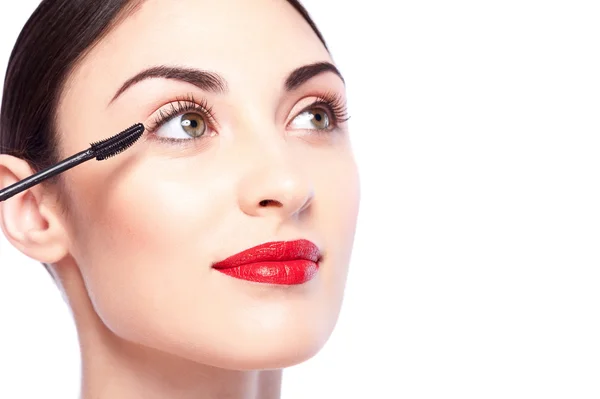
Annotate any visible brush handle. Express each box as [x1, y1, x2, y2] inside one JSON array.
[[0, 149, 94, 202]]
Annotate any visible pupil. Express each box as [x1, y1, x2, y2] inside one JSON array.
[[315, 114, 322, 122], [190, 120, 198, 128]]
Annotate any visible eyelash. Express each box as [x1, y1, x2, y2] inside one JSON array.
[[145, 94, 216, 135], [305, 91, 351, 126], [145, 92, 350, 140]]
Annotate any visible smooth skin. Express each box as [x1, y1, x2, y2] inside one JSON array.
[[0, 0, 360, 398]]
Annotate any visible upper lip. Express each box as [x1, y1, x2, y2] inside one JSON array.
[[212, 239, 321, 269]]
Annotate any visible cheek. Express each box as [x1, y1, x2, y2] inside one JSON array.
[[66, 165, 228, 328], [81, 176, 218, 260], [311, 150, 361, 306], [314, 149, 361, 252]]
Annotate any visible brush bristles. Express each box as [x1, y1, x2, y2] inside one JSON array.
[[90, 123, 145, 161]]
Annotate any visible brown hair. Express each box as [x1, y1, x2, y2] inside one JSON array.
[[0, 0, 327, 173]]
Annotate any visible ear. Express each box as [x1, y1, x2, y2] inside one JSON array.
[[0, 154, 70, 264]]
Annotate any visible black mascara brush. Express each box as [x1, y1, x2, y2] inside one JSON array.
[[0, 123, 145, 202]]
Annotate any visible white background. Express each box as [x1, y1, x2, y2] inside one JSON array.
[[1, 1, 599, 398]]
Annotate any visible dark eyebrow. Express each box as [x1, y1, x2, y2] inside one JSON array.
[[109, 62, 343, 105], [285, 62, 345, 91], [109, 65, 228, 105]]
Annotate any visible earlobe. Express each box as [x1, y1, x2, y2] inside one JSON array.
[[0, 154, 70, 264]]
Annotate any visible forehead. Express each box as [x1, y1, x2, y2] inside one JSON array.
[[68, 0, 330, 96]]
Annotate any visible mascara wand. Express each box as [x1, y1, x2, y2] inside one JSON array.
[[0, 123, 145, 202]]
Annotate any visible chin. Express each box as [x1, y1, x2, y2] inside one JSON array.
[[96, 276, 344, 371], [189, 336, 329, 371], [147, 320, 337, 371]]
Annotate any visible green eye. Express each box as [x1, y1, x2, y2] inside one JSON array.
[[310, 110, 330, 129], [180, 113, 207, 138], [291, 108, 332, 130]]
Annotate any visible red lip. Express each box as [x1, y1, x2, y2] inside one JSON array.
[[212, 239, 321, 285]]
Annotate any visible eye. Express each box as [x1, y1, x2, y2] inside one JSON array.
[[155, 112, 207, 140], [290, 108, 332, 130]]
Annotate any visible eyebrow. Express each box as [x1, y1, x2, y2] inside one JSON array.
[[109, 62, 344, 105], [109, 65, 227, 104], [285, 62, 345, 91]]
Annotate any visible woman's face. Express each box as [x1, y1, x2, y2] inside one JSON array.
[[56, 0, 359, 369]]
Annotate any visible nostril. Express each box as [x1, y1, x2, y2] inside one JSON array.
[[259, 199, 282, 207]]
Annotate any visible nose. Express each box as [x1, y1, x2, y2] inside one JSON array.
[[237, 145, 314, 219]]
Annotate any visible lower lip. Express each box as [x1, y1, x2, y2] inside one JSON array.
[[214, 259, 318, 285]]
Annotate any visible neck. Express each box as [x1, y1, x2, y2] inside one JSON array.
[[78, 325, 282, 399]]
